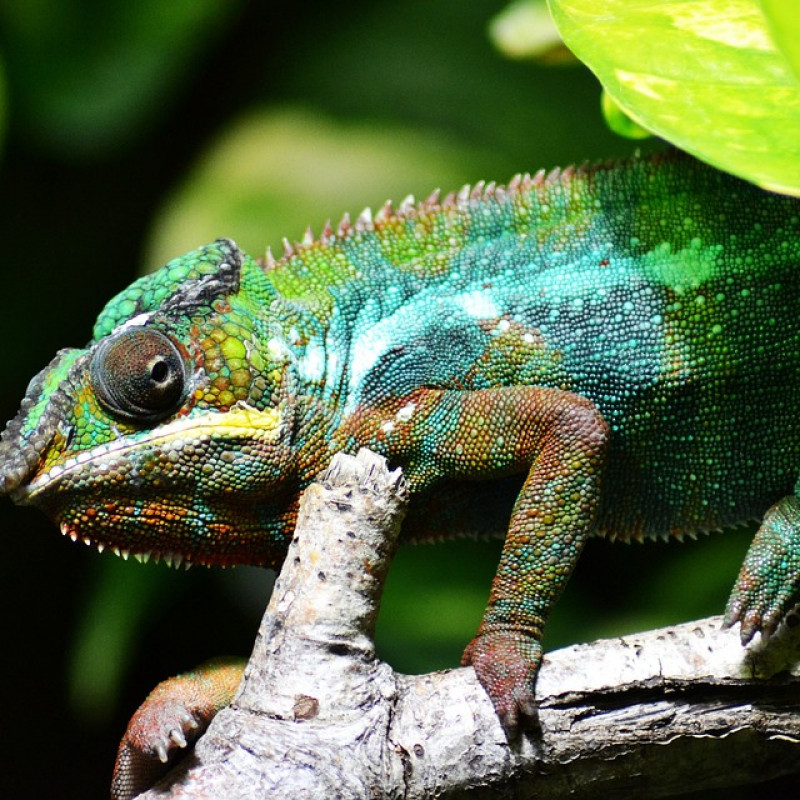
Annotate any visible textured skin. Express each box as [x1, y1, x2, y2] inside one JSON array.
[[2, 151, 800, 789], [111, 657, 244, 800]]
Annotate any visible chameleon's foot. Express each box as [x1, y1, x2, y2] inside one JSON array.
[[111, 696, 202, 800], [723, 495, 800, 645], [723, 590, 788, 645], [462, 631, 541, 737], [111, 657, 245, 800]]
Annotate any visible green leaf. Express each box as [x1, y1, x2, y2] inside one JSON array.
[[601, 90, 652, 140], [759, 0, 800, 82], [548, 0, 800, 195]]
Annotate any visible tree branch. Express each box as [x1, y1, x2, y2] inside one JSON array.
[[137, 449, 800, 799]]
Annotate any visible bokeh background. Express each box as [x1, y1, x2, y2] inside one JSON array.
[[0, 1, 784, 797]]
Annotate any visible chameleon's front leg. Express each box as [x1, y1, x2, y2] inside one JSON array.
[[345, 385, 609, 734], [111, 657, 245, 800], [463, 396, 608, 732]]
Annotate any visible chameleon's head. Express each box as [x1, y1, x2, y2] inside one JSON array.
[[0, 239, 299, 567]]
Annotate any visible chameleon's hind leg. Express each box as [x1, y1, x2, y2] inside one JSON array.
[[339, 385, 609, 735], [111, 657, 244, 800], [724, 491, 800, 644]]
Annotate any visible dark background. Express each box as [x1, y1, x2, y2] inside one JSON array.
[[0, 2, 785, 797]]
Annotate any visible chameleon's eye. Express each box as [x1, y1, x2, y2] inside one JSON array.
[[90, 327, 188, 423]]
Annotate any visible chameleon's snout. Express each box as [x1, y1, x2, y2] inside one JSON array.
[[0, 348, 83, 497]]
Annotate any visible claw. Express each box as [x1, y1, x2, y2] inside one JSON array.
[[155, 741, 169, 764], [169, 728, 188, 748]]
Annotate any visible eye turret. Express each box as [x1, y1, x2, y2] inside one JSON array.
[[90, 327, 188, 423]]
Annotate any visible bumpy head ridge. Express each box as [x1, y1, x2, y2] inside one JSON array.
[[0, 348, 87, 495]]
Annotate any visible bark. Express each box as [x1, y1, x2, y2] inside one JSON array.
[[137, 449, 800, 799]]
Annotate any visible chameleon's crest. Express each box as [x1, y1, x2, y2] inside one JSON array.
[[92, 238, 243, 340], [261, 158, 594, 271]]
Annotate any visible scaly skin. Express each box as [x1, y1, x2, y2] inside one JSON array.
[[111, 657, 244, 800], [2, 151, 800, 795]]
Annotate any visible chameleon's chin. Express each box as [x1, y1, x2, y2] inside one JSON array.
[[57, 516, 205, 568], [36, 492, 284, 568]]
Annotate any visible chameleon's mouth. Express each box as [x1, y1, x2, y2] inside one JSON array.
[[11, 402, 292, 569], [57, 510, 203, 568], [39, 481, 290, 568], [52, 498, 247, 567], [14, 402, 285, 504]]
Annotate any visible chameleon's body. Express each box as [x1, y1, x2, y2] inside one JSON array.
[[3, 152, 800, 794]]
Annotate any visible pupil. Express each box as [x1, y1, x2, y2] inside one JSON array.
[[150, 359, 170, 383]]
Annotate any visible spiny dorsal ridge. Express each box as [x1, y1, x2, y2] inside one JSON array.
[[470, 181, 485, 203], [355, 206, 373, 231], [423, 188, 441, 210], [320, 219, 334, 244], [269, 159, 602, 268], [336, 212, 352, 238], [398, 195, 415, 217], [375, 200, 393, 223], [544, 166, 562, 185]]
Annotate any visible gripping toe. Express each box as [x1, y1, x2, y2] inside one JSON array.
[[724, 494, 800, 647], [462, 630, 542, 738]]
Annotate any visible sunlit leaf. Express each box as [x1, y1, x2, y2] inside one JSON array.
[[759, 0, 800, 82], [601, 90, 652, 140], [549, 0, 800, 195]]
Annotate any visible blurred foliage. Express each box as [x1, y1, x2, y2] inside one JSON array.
[[549, 0, 800, 195], [146, 109, 499, 267], [488, 0, 573, 64], [0, 57, 6, 151], [0, 0, 243, 157], [68, 557, 174, 721], [0, 1, 791, 798]]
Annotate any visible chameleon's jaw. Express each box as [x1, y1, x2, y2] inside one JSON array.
[[21, 466, 294, 569], [9, 403, 298, 569], [48, 495, 276, 568]]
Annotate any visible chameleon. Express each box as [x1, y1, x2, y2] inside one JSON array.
[[2, 151, 800, 796]]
